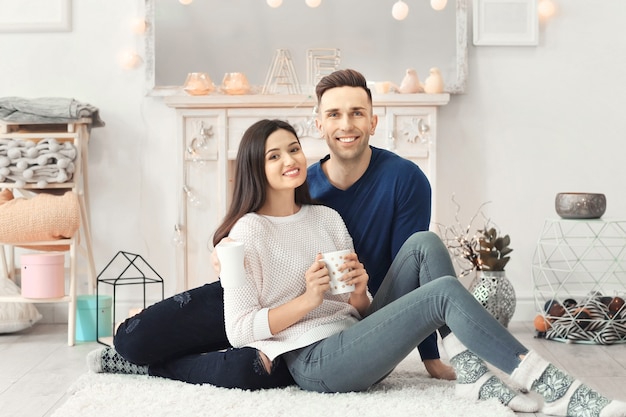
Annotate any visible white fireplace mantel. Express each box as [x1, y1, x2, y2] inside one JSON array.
[[165, 93, 450, 290]]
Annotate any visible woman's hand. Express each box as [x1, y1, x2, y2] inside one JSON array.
[[267, 252, 369, 335], [303, 254, 331, 308], [340, 252, 369, 295]]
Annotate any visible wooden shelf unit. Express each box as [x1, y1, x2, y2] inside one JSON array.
[[0, 119, 96, 346]]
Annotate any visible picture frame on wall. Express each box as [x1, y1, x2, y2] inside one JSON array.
[[0, 0, 71, 33], [473, 0, 538, 46]]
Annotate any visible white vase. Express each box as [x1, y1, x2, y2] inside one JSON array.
[[468, 270, 516, 327], [397, 68, 424, 93], [424, 67, 444, 94]]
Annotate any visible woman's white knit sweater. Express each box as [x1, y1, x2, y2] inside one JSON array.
[[223, 204, 369, 360]]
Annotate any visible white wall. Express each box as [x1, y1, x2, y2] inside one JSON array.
[[438, 0, 626, 319], [1, 0, 624, 321]]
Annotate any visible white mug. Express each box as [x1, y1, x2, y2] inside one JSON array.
[[215, 241, 246, 288], [321, 249, 355, 295]]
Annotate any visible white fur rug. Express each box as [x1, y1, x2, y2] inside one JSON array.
[[53, 351, 514, 417]]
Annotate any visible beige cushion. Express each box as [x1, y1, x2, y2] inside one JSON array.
[[0, 189, 80, 250]]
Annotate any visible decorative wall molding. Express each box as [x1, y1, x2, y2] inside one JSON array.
[[473, 0, 538, 46], [0, 0, 72, 33]]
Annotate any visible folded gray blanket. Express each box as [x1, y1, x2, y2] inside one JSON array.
[[0, 138, 77, 187], [0, 97, 105, 128]]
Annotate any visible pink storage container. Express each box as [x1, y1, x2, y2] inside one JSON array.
[[21, 253, 65, 298]]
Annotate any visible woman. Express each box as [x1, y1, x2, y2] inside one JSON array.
[[216, 119, 625, 417]]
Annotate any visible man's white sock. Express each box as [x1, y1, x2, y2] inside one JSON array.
[[511, 350, 626, 417]]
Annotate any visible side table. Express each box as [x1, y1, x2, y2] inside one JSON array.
[[531, 218, 626, 344]]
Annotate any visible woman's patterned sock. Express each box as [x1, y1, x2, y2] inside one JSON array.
[[443, 334, 539, 412], [87, 347, 148, 375], [511, 350, 626, 417]]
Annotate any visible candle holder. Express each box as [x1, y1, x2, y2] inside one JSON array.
[[221, 72, 250, 95], [183, 72, 215, 95]]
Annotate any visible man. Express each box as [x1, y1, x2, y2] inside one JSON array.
[[307, 69, 454, 380]]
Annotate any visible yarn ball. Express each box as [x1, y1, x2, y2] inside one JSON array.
[[609, 297, 625, 314], [57, 158, 70, 169], [36, 155, 49, 166], [26, 147, 39, 158], [573, 308, 592, 330], [534, 314, 552, 332], [46, 138, 60, 152], [56, 171, 68, 183], [563, 298, 577, 308], [7, 148, 21, 159], [544, 300, 565, 317]]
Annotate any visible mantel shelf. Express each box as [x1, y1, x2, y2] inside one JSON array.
[[164, 93, 450, 109]]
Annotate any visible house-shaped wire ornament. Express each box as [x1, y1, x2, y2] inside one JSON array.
[[96, 251, 164, 346]]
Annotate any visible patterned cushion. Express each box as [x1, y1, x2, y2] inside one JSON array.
[[0, 277, 42, 333]]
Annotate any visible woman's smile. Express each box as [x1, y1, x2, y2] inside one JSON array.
[[283, 167, 300, 177]]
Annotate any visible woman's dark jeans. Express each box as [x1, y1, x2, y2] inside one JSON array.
[[113, 281, 294, 390]]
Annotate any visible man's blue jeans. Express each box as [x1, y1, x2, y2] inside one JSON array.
[[283, 231, 528, 393]]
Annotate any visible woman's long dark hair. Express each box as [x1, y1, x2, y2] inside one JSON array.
[[212, 119, 316, 246]]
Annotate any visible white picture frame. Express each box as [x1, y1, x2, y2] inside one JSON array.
[[0, 0, 72, 33], [473, 0, 538, 46]]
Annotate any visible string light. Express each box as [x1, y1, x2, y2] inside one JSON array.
[[392, 0, 409, 20], [119, 51, 142, 69], [183, 185, 203, 208], [172, 224, 185, 247], [267, 0, 283, 8], [119, 9, 145, 70], [430, 0, 447, 11], [131, 18, 146, 35], [305, 0, 322, 7], [538, 0, 557, 19]]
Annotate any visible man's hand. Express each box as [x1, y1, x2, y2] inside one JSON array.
[[424, 358, 456, 380]]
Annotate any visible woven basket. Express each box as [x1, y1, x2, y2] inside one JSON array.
[[545, 297, 626, 345]]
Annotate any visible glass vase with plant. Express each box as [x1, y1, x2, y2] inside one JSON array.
[[438, 197, 516, 327]]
